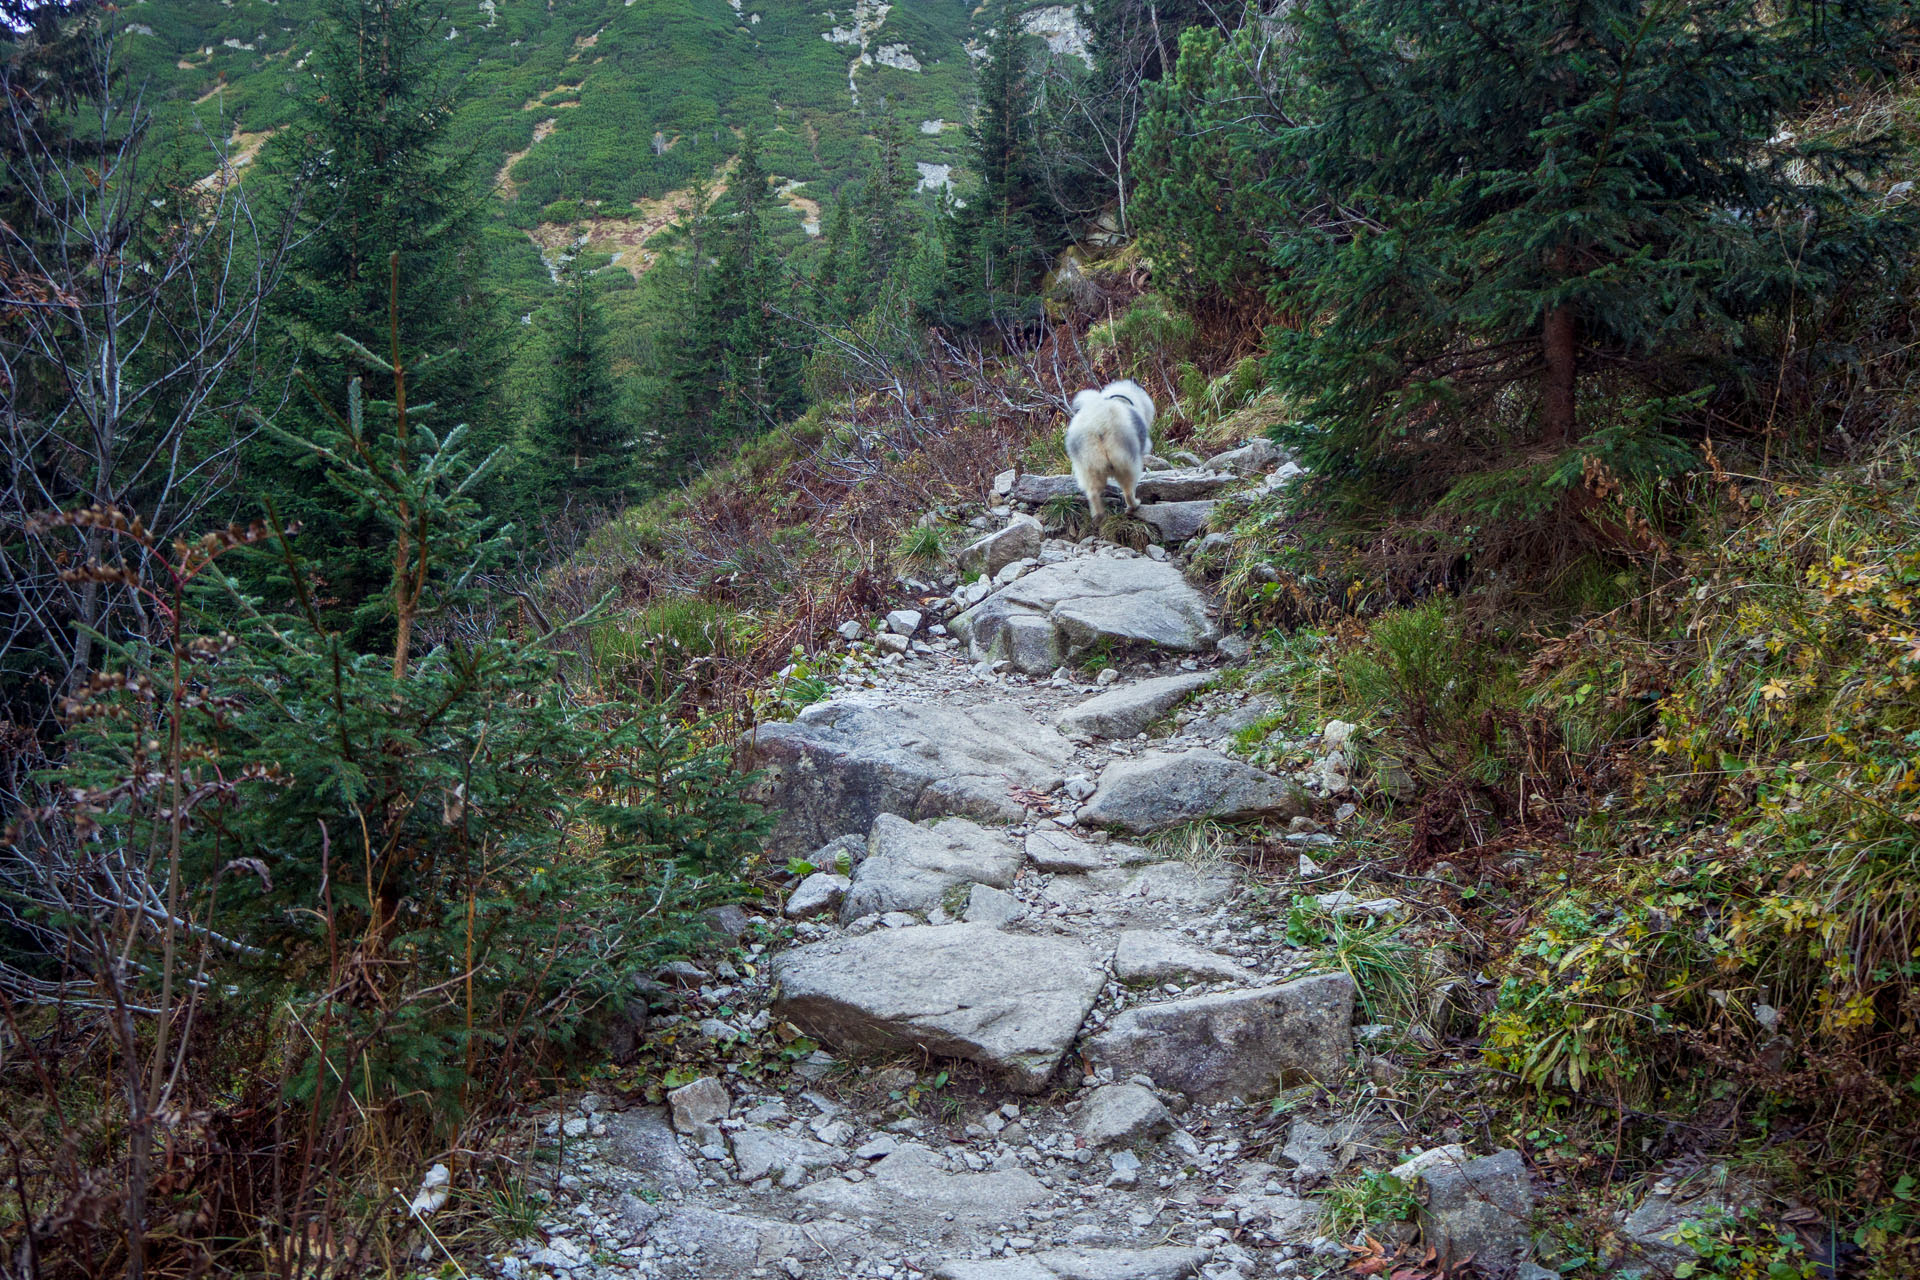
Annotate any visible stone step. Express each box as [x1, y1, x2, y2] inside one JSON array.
[[948, 556, 1220, 675], [1082, 973, 1357, 1104], [746, 699, 1073, 856], [1055, 671, 1214, 740], [1008, 469, 1239, 508], [1077, 748, 1310, 833], [771, 922, 1107, 1093]]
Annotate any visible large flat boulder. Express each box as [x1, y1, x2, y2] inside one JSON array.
[[1082, 973, 1356, 1102], [1041, 861, 1237, 916], [599, 1108, 702, 1190], [1025, 828, 1111, 873], [1182, 697, 1280, 740], [795, 1142, 1050, 1240], [1611, 1175, 1757, 1277], [1008, 473, 1084, 507], [950, 558, 1218, 675], [1136, 469, 1239, 502], [1078, 749, 1309, 832], [1074, 1082, 1173, 1147], [1203, 440, 1282, 475], [747, 699, 1073, 855], [729, 1127, 842, 1186], [842, 814, 1024, 922], [772, 923, 1106, 1092], [1056, 671, 1213, 739]]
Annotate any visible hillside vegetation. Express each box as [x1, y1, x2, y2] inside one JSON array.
[[8, 0, 1920, 1276]]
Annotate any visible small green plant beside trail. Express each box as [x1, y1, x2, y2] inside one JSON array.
[[1668, 1207, 1821, 1279], [1284, 894, 1425, 1024], [1322, 1167, 1418, 1240], [895, 522, 950, 565]]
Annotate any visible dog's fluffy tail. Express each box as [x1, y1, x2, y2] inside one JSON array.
[[1071, 389, 1104, 416]]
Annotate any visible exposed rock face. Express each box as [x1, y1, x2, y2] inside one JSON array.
[[998, 612, 1063, 674], [950, 558, 1219, 675], [729, 1126, 841, 1186], [1074, 1083, 1173, 1147], [958, 515, 1044, 578], [1056, 671, 1213, 740], [1279, 1115, 1371, 1181], [666, 1077, 729, 1146], [1079, 749, 1310, 832], [1008, 473, 1090, 506], [1390, 1145, 1535, 1279], [1182, 698, 1280, 740], [772, 923, 1106, 1092], [1041, 861, 1238, 916], [1136, 469, 1239, 502], [842, 814, 1025, 922], [794, 1141, 1050, 1237], [1113, 929, 1247, 985], [1613, 1176, 1757, 1277], [962, 882, 1028, 926], [747, 699, 1072, 854], [1082, 973, 1357, 1102], [1135, 501, 1215, 545]]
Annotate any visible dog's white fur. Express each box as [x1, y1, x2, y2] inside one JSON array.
[[1065, 379, 1156, 518]]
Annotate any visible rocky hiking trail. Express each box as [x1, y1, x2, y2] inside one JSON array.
[[487, 445, 1562, 1280]]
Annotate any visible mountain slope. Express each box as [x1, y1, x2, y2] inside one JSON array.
[[117, 0, 1075, 290]]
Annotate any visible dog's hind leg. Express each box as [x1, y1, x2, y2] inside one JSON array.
[[1119, 471, 1141, 514]]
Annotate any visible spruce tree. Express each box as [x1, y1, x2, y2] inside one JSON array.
[[253, 0, 507, 644], [527, 258, 633, 512], [1132, 24, 1293, 305], [658, 134, 804, 478], [852, 105, 920, 295], [814, 190, 857, 326], [1263, 0, 1916, 521], [942, 7, 1054, 328]]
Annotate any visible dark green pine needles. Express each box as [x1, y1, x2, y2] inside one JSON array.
[[1258, 0, 1917, 521]]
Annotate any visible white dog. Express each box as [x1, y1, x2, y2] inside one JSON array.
[[1065, 379, 1156, 518]]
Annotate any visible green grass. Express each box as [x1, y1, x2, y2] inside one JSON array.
[[895, 522, 949, 565], [1321, 1166, 1419, 1238], [589, 596, 748, 698], [1287, 894, 1423, 1022]]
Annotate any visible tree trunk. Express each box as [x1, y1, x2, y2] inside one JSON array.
[[1541, 303, 1577, 445]]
